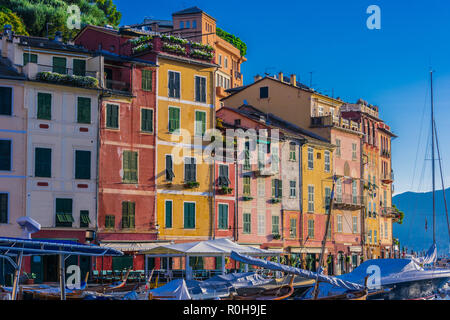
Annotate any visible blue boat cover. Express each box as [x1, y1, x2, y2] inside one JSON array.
[[230, 251, 364, 291], [149, 279, 192, 300], [0, 237, 123, 257]]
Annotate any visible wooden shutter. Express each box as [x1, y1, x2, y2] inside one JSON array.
[[0, 140, 11, 171], [0, 87, 12, 116], [201, 77, 206, 102], [35, 147, 51, 177], [175, 72, 180, 98], [168, 71, 174, 97], [141, 109, 153, 132], [37, 93, 51, 120], [0, 193, 8, 224], [184, 202, 195, 229], [142, 70, 152, 91], [77, 97, 91, 124], [75, 150, 91, 179], [165, 201, 172, 228], [195, 76, 200, 102], [165, 155, 174, 180], [73, 59, 86, 76], [107, 104, 118, 128], [53, 57, 67, 74]]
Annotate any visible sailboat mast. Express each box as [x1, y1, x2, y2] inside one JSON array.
[[430, 70, 436, 244]]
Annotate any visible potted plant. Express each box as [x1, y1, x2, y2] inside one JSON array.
[[24, 272, 36, 284], [272, 234, 281, 240], [242, 196, 253, 201], [270, 198, 281, 204], [184, 181, 199, 189], [220, 186, 233, 194]]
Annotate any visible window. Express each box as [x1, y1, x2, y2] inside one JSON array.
[[141, 108, 153, 133], [290, 218, 297, 238], [308, 219, 314, 238], [23, 52, 37, 65], [184, 202, 195, 229], [258, 178, 265, 197], [243, 213, 251, 234], [218, 204, 228, 230], [272, 215, 279, 235], [0, 140, 11, 171], [289, 143, 296, 161], [335, 139, 341, 157], [260, 86, 268, 99], [37, 92, 51, 120], [168, 107, 180, 133], [195, 76, 206, 103], [373, 203, 377, 218], [0, 193, 7, 224], [0, 87, 12, 115], [374, 230, 378, 243], [80, 210, 90, 228], [352, 143, 357, 160], [168, 71, 180, 98], [55, 198, 73, 227], [383, 190, 387, 208], [142, 70, 153, 91], [336, 178, 342, 203], [192, 20, 197, 28], [384, 222, 388, 239], [257, 212, 265, 235], [290, 180, 296, 198], [324, 187, 331, 212], [353, 216, 358, 233], [307, 147, 314, 170], [77, 97, 91, 124], [195, 110, 206, 136], [243, 141, 251, 170], [165, 155, 174, 181], [224, 57, 228, 69], [122, 201, 135, 229], [324, 150, 330, 172], [180, 21, 184, 29], [123, 151, 138, 183], [352, 180, 357, 204], [75, 150, 91, 180], [368, 202, 372, 218], [380, 223, 384, 239], [73, 59, 86, 76], [272, 179, 282, 198], [219, 55, 222, 65], [368, 230, 372, 244], [105, 215, 115, 229], [271, 146, 279, 172], [52, 57, 67, 74], [186, 21, 190, 28], [308, 185, 314, 212], [165, 200, 172, 228], [106, 104, 119, 129], [218, 165, 230, 187], [243, 176, 251, 195], [258, 143, 265, 170], [337, 215, 343, 233], [184, 157, 196, 182], [35, 147, 51, 177]]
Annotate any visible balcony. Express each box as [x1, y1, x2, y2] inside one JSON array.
[[216, 86, 228, 98], [333, 194, 364, 210], [380, 150, 391, 158], [105, 79, 130, 92], [310, 115, 360, 132], [381, 171, 394, 184], [381, 207, 397, 218], [254, 166, 275, 177]]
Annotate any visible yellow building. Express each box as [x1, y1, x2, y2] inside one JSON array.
[[154, 50, 217, 242]]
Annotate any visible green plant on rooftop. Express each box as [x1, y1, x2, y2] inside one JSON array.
[[190, 41, 213, 52], [132, 42, 152, 54], [36, 71, 98, 88], [190, 48, 213, 60], [216, 27, 247, 57], [129, 35, 152, 46], [162, 42, 186, 55]]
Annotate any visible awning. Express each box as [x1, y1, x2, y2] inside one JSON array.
[[290, 247, 327, 254], [100, 241, 172, 252]]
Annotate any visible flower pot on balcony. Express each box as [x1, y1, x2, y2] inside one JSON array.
[[25, 279, 34, 285], [270, 198, 281, 204], [184, 181, 199, 189], [219, 186, 233, 194], [242, 196, 253, 201]]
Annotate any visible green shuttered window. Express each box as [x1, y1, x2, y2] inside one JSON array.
[[55, 198, 73, 227], [290, 218, 297, 238], [243, 176, 251, 195], [184, 157, 196, 182], [195, 111, 206, 136], [73, 59, 86, 76], [122, 201, 135, 229], [168, 71, 180, 98], [184, 202, 195, 229], [123, 151, 138, 183], [165, 201, 173, 228], [0, 140, 11, 171], [218, 204, 228, 230], [168, 107, 180, 133], [80, 210, 90, 228], [243, 213, 251, 234], [106, 104, 119, 128], [0, 87, 12, 116], [142, 70, 152, 91], [0, 193, 8, 224], [272, 215, 279, 235], [272, 179, 282, 198], [37, 92, 51, 120], [105, 215, 115, 229], [52, 57, 67, 74], [75, 150, 91, 180], [195, 76, 206, 103], [77, 97, 91, 124], [165, 155, 174, 181], [35, 147, 51, 177], [23, 53, 37, 65], [141, 108, 153, 133]]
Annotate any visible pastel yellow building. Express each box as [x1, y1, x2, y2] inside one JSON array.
[[154, 51, 217, 242]]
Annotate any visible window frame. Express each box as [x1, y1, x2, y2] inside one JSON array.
[[168, 70, 181, 99], [141, 69, 153, 92], [0, 193, 9, 224], [37, 92, 52, 120], [168, 106, 181, 134], [184, 157, 197, 183], [194, 75, 207, 103], [183, 201, 196, 229], [122, 150, 138, 183], [77, 96, 91, 124], [307, 147, 314, 170], [34, 147, 52, 178], [307, 185, 315, 212], [194, 110, 207, 136], [105, 103, 119, 129], [140, 108, 154, 133], [218, 203, 229, 230], [0, 139, 12, 171], [0, 86, 13, 116], [165, 200, 173, 229]]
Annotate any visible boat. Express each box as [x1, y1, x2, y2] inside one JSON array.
[[222, 275, 294, 300]]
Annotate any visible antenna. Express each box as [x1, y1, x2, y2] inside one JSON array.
[[308, 71, 315, 88]]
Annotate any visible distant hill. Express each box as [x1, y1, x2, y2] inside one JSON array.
[[393, 188, 450, 255]]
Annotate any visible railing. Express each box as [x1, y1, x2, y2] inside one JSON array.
[[106, 79, 131, 92], [36, 64, 98, 78], [381, 207, 397, 218], [311, 115, 360, 132], [334, 194, 365, 209], [380, 150, 391, 158], [381, 171, 394, 184]]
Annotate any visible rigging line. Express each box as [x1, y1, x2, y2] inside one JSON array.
[[433, 122, 450, 243], [410, 81, 430, 190]]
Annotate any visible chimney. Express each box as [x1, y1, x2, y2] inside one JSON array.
[[278, 72, 283, 82], [2, 25, 12, 58], [290, 74, 296, 86], [254, 74, 262, 82], [54, 31, 63, 42]]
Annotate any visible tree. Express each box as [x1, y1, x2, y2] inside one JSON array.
[[392, 204, 405, 224], [0, 6, 28, 35], [0, 0, 121, 39]]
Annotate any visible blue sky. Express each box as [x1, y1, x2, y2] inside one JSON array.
[[116, 0, 450, 195]]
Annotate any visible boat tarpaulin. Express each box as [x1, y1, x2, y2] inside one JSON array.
[[230, 251, 364, 291], [149, 279, 191, 300]]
